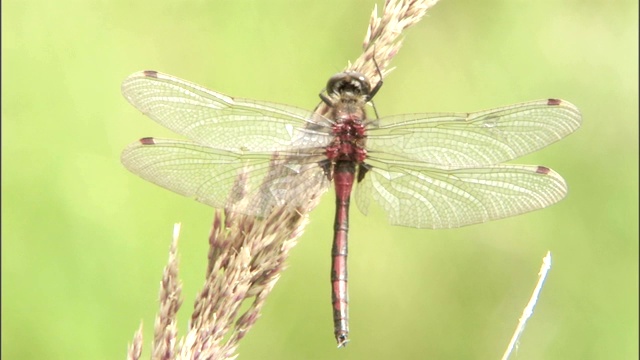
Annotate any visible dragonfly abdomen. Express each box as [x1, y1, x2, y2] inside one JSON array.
[[331, 161, 357, 347]]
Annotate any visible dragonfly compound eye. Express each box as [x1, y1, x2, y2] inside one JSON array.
[[326, 72, 372, 97]]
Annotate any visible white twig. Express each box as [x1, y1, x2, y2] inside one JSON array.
[[501, 251, 552, 360]]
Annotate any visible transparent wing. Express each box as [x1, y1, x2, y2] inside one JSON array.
[[121, 71, 334, 152], [121, 138, 330, 216], [355, 160, 567, 229], [365, 99, 581, 169]]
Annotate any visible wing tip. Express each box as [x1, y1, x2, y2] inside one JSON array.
[[122, 70, 162, 85], [546, 97, 582, 115]]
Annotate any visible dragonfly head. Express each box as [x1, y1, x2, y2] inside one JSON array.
[[326, 72, 372, 99]]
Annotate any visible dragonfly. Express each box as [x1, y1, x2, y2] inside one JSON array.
[[121, 69, 581, 347]]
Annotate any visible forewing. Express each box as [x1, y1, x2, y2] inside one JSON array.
[[121, 71, 334, 152], [355, 160, 568, 229], [121, 138, 330, 216], [366, 99, 581, 169]]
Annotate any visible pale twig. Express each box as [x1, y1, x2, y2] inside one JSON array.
[[501, 251, 553, 360]]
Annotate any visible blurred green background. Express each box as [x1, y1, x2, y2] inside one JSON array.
[[2, 0, 637, 359]]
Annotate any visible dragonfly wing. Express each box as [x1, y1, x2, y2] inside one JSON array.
[[121, 138, 330, 216], [121, 71, 334, 152], [354, 160, 568, 229], [365, 99, 581, 169]]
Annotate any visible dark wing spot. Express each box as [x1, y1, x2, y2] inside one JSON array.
[[143, 70, 159, 78], [547, 98, 562, 106], [536, 166, 551, 174], [139, 137, 156, 145]]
